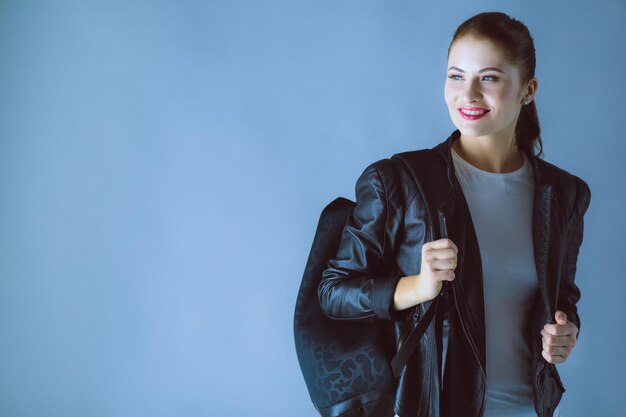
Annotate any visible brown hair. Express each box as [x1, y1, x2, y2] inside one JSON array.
[[448, 12, 543, 158]]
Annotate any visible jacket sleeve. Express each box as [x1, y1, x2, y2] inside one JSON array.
[[318, 162, 409, 322], [557, 177, 591, 339]]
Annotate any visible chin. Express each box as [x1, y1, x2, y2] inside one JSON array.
[[449, 111, 489, 137], [454, 122, 492, 138]]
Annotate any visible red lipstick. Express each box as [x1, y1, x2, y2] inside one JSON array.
[[458, 107, 490, 120]]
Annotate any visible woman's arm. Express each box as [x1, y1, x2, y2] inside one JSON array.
[[318, 162, 407, 321], [318, 162, 457, 321]]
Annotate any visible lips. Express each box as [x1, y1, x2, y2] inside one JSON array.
[[458, 107, 490, 120]]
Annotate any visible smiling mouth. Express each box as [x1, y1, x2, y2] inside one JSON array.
[[458, 108, 490, 120]]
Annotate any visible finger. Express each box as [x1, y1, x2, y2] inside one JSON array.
[[429, 258, 457, 271], [428, 238, 458, 252], [543, 322, 578, 336], [433, 269, 456, 282], [542, 341, 574, 356], [541, 331, 576, 348], [555, 310, 568, 325], [542, 350, 566, 364], [543, 323, 574, 337], [424, 248, 457, 262]]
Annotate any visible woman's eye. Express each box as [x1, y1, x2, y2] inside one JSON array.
[[447, 74, 498, 81]]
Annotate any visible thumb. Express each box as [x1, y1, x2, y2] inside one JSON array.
[[555, 310, 567, 325]]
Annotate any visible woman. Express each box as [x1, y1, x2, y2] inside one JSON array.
[[318, 12, 591, 417]]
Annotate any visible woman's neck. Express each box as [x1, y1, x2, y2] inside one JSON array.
[[452, 132, 524, 173]]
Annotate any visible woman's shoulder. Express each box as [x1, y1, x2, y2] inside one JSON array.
[[534, 156, 587, 184], [357, 156, 409, 192], [533, 157, 591, 218], [358, 147, 446, 209]]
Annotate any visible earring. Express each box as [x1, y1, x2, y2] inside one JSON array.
[[524, 98, 530, 105]]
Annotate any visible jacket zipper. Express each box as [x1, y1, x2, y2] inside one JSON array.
[[539, 190, 556, 415], [451, 281, 487, 417], [541, 188, 554, 325], [439, 209, 487, 417]]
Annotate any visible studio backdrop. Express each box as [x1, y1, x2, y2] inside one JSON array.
[[0, 1, 624, 416]]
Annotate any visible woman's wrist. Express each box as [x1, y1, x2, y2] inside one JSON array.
[[393, 274, 423, 311]]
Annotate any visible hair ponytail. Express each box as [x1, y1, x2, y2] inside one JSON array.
[[516, 100, 543, 158]]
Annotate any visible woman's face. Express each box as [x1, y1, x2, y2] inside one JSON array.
[[444, 36, 529, 139]]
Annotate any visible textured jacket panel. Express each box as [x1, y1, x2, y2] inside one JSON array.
[[556, 176, 591, 336]]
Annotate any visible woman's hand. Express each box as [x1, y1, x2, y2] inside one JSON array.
[[541, 310, 578, 364], [416, 238, 458, 302], [393, 238, 458, 311]]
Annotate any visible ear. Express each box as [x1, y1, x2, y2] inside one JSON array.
[[522, 78, 539, 104]]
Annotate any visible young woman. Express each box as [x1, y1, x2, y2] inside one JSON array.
[[318, 12, 591, 417]]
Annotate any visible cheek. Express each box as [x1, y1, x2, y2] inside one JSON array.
[[443, 84, 455, 105], [494, 85, 520, 104], [501, 90, 518, 103]]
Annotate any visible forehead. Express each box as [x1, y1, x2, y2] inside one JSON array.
[[447, 36, 513, 69]]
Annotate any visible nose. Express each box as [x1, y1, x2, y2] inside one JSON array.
[[461, 77, 482, 104]]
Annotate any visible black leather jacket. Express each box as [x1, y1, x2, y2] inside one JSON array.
[[318, 130, 591, 417]]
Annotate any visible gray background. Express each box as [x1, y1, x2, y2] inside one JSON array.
[[1, 1, 624, 416]]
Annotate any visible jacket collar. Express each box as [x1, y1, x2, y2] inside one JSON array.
[[434, 129, 552, 189]]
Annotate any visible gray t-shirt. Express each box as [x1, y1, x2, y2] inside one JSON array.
[[449, 146, 561, 417]]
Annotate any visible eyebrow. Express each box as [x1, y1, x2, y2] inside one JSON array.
[[447, 66, 506, 74]]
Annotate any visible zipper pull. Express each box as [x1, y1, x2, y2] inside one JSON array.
[[412, 306, 421, 322], [438, 210, 448, 239]]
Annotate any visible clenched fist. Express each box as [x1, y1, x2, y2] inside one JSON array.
[[393, 238, 458, 311], [541, 310, 578, 364], [415, 238, 458, 302]]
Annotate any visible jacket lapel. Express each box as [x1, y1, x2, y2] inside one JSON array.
[[528, 157, 557, 324], [435, 131, 487, 371]]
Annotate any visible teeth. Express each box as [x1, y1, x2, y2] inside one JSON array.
[[461, 109, 486, 115]]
